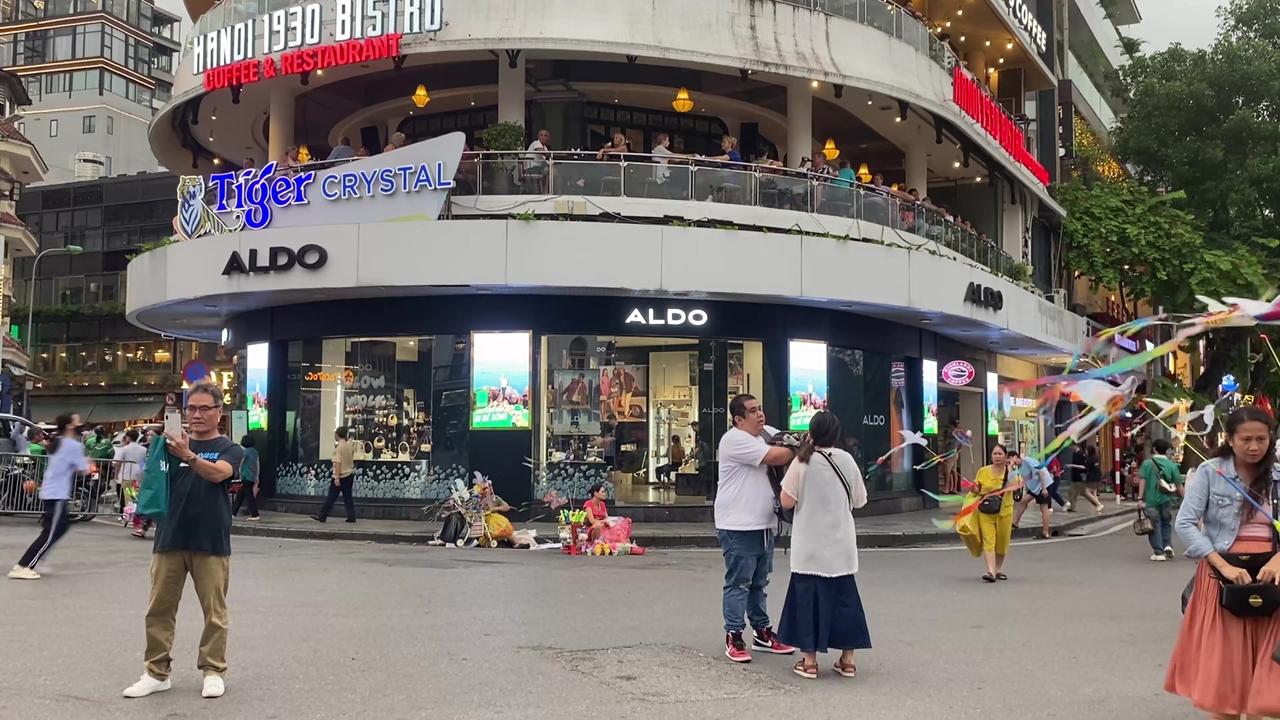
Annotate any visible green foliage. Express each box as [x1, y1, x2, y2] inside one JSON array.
[[480, 122, 526, 152], [11, 303, 126, 322], [1059, 180, 1266, 315]]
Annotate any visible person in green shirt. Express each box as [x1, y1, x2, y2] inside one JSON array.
[[1138, 438, 1184, 562], [25, 428, 47, 456], [85, 426, 115, 460]]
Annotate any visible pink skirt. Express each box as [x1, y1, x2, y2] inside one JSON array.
[[1164, 539, 1280, 716]]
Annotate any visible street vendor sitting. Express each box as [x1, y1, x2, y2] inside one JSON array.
[[477, 481, 515, 541], [583, 483, 632, 544]]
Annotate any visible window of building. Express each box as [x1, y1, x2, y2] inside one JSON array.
[[282, 336, 460, 498], [104, 156, 111, 176], [82, 115, 95, 134], [106, 115, 113, 134], [48, 118, 57, 137], [16, 121, 23, 134], [53, 275, 83, 305]]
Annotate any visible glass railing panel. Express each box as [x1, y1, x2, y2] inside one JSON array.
[[693, 167, 756, 207], [759, 173, 812, 212], [551, 160, 623, 197], [622, 162, 692, 200]]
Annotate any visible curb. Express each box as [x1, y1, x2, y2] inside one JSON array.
[[231, 507, 1130, 549]]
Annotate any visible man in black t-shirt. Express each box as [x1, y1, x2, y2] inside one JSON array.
[[123, 382, 244, 701]]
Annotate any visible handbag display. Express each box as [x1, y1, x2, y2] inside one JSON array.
[[1133, 508, 1154, 536]]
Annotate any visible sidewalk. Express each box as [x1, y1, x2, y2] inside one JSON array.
[[231, 500, 1136, 549]]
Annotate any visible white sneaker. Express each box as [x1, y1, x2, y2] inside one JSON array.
[[1149, 554, 1167, 562], [122, 673, 171, 698], [202, 675, 225, 698], [1164, 547, 1175, 559], [7, 565, 39, 580]]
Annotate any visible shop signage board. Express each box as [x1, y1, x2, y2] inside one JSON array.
[[624, 308, 708, 327], [222, 244, 328, 275], [922, 359, 938, 435], [941, 360, 976, 387], [172, 131, 465, 242], [985, 371, 1000, 435], [964, 281, 1004, 311], [192, 0, 443, 78], [952, 67, 1049, 186], [998, 0, 1048, 54]]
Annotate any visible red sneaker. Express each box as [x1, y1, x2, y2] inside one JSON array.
[[725, 632, 752, 663], [752, 627, 796, 655]]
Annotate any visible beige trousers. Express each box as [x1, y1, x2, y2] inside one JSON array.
[[144, 551, 230, 680]]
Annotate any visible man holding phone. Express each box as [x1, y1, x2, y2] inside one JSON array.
[[122, 382, 244, 701]]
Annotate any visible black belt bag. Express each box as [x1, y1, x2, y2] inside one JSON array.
[[978, 470, 1009, 515]]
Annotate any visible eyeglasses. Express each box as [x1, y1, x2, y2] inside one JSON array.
[[185, 405, 222, 415]]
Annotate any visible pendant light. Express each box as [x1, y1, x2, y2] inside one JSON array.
[[672, 87, 694, 113], [822, 138, 840, 161], [411, 83, 430, 109], [856, 162, 872, 183]]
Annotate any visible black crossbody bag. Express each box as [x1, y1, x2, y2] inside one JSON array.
[[1212, 478, 1280, 618], [979, 470, 1009, 515], [817, 450, 856, 515]]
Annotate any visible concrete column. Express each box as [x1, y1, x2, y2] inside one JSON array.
[[967, 49, 987, 79], [785, 77, 812, 168], [905, 141, 928, 195], [267, 89, 295, 165], [497, 52, 526, 127]]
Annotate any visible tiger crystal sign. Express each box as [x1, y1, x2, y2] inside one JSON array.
[[172, 132, 466, 241]]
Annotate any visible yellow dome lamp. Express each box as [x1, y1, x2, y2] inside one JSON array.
[[856, 162, 872, 183], [822, 138, 840, 161], [411, 83, 431, 109], [672, 87, 694, 113], [297, 145, 312, 163]]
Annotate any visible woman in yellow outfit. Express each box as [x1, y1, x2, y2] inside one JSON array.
[[957, 444, 1018, 583]]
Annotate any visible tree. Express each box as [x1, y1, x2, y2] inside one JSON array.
[[1106, 0, 1280, 397]]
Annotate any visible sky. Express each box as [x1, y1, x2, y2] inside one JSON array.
[[1131, 0, 1227, 52]]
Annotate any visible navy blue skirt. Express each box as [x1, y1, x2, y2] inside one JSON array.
[[777, 573, 872, 654]]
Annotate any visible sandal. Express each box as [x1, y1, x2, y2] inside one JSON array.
[[982, 573, 997, 583], [995, 573, 1008, 581], [833, 660, 857, 678], [793, 660, 818, 680]]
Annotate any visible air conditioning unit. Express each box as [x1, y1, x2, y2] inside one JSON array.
[[73, 151, 106, 181], [1047, 289, 1068, 307]]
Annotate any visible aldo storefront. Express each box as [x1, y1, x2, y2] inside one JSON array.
[[225, 294, 984, 521]]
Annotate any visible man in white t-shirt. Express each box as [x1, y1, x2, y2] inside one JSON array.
[[524, 129, 552, 192], [716, 393, 797, 663]]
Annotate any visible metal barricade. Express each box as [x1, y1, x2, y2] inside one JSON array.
[[0, 452, 140, 521]]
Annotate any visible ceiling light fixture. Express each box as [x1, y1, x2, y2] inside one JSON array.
[[811, 80, 819, 88]]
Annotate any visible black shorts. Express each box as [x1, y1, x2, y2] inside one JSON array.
[[1030, 490, 1052, 506]]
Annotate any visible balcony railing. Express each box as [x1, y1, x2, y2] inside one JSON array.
[[447, 151, 1020, 280]]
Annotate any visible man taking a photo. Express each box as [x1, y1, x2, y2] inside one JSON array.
[[122, 382, 244, 700], [716, 393, 797, 663]]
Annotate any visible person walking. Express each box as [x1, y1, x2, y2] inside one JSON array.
[[115, 429, 147, 527], [231, 435, 260, 520], [1047, 456, 1071, 511], [776, 412, 871, 680], [1011, 451, 1054, 539], [1067, 443, 1105, 513], [716, 393, 797, 662], [313, 427, 357, 523], [1138, 438, 1183, 562], [1165, 406, 1280, 718], [9, 413, 88, 580], [121, 383, 244, 700], [958, 444, 1017, 583]]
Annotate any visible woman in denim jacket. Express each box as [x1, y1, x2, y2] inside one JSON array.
[[1165, 406, 1280, 718]]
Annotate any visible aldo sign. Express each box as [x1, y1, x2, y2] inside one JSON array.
[[625, 307, 709, 327], [964, 282, 1004, 311], [223, 244, 328, 275]]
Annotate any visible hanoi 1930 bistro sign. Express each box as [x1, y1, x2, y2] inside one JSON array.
[[952, 67, 1049, 186], [193, 0, 443, 90]]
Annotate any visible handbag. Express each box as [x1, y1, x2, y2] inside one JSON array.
[[1133, 508, 1154, 536], [1212, 478, 1280, 618], [979, 469, 1008, 515], [134, 439, 172, 521]]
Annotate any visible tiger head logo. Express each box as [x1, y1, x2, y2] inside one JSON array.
[[173, 174, 237, 241]]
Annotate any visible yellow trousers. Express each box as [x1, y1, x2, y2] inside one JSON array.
[[977, 512, 1013, 555]]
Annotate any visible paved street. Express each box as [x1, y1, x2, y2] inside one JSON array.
[[0, 515, 1197, 720]]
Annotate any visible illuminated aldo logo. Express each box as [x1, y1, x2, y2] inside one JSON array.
[[223, 244, 328, 275], [625, 308, 708, 327]]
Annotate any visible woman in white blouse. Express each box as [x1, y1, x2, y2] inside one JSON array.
[[776, 411, 871, 680]]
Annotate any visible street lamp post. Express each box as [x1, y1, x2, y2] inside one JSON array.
[[9, 244, 84, 417]]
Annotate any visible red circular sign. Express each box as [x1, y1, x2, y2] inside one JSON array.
[[941, 360, 976, 387]]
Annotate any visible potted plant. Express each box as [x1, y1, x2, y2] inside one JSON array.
[[479, 122, 526, 195]]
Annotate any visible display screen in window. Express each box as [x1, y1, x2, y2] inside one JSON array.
[[787, 340, 828, 432], [246, 342, 269, 430], [470, 331, 532, 430]]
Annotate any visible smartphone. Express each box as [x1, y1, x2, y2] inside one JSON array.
[[164, 408, 182, 438]]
